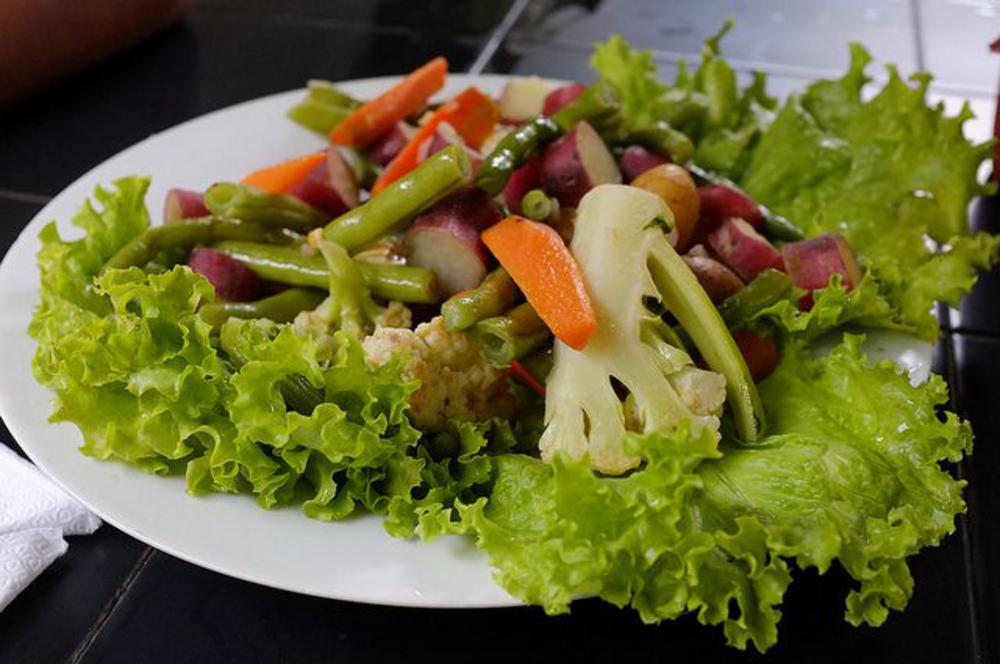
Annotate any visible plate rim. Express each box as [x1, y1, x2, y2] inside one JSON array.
[[0, 72, 934, 609]]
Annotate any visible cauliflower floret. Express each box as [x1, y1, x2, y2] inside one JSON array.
[[363, 316, 516, 431], [373, 301, 412, 330], [294, 298, 412, 361]]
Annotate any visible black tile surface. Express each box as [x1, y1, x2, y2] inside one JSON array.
[[0, 529, 150, 664], [948, 193, 1000, 334], [0, 196, 43, 264], [199, 0, 515, 40], [509, 0, 917, 75], [951, 333, 1000, 664], [73, 529, 975, 664], [0, 8, 479, 198]]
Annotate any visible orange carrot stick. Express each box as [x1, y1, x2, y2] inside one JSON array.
[[240, 152, 325, 194], [370, 86, 498, 194], [330, 57, 448, 147], [482, 215, 597, 350]]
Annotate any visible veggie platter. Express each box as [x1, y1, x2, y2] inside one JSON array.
[[1, 26, 995, 652]]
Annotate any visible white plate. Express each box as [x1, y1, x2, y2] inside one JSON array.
[[0, 74, 934, 608]]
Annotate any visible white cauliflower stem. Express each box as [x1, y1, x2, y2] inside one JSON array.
[[540, 184, 740, 475]]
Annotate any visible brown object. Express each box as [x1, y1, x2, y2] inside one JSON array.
[[631, 164, 700, 251], [732, 330, 778, 382], [707, 217, 784, 282], [0, 0, 188, 107], [682, 255, 744, 304], [780, 233, 861, 309]]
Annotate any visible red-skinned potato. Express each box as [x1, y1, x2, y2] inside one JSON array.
[[698, 184, 763, 232], [542, 82, 587, 116], [733, 330, 779, 382], [618, 145, 669, 182], [682, 255, 744, 304], [286, 149, 360, 217], [364, 122, 411, 167], [781, 234, 862, 309], [541, 121, 621, 207], [502, 157, 543, 214], [418, 122, 483, 173], [164, 189, 209, 224], [631, 164, 699, 251], [405, 188, 502, 295], [499, 76, 552, 122], [188, 247, 261, 302], [687, 243, 710, 259], [707, 218, 783, 282]]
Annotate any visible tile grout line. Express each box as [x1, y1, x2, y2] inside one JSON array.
[[0, 189, 52, 206], [66, 547, 157, 664], [466, 0, 533, 75], [946, 328, 1000, 341], [943, 331, 985, 664]]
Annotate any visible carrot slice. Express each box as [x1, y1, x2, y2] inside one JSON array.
[[370, 86, 498, 194], [330, 57, 448, 147], [240, 152, 325, 194], [482, 215, 597, 350]]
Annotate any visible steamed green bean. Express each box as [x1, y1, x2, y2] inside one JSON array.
[[212, 241, 440, 303], [442, 267, 517, 331], [204, 182, 329, 230]]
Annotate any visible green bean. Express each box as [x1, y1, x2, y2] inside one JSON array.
[[476, 83, 621, 196], [623, 121, 694, 164], [288, 102, 353, 136], [323, 144, 471, 251], [280, 374, 327, 415], [204, 182, 329, 231], [306, 80, 360, 107], [686, 163, 805, 241], [198, 287, 326, 331], [441, 267, 517, 331], [337, 146, 381, 190], [760, 211, 806, 242], [550, 80, 621, 132], [220, 324, 324, 415], [718, 269, 797, 328], [103, 217, 295, 271], [471, 303, 551, 368], [287, 80, 361, 135], [476, 117, 561, 195], [212, 241, 441, 303], [520, 189, 553, 221]]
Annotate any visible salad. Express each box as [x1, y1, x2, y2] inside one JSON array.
[[28, 25, 998, 652]]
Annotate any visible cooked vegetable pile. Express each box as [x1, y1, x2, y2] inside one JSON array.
[[29, 26, 997, 651]]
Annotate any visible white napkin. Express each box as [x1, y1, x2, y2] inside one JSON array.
[[0, 443, 101, 611]]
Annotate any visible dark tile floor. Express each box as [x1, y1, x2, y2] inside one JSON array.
[[1, 1, 998, 662]]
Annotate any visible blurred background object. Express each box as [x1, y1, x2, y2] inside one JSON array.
[[0, 0, 189, 107]]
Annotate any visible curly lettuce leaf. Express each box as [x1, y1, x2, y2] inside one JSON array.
[[31, 177, 150, 328], [31, 179, 431, 521], [592, 24, 776, 178], [448, 335, 969, 651], [33, 266, 231, 475], [720, 269, 913, 339], [189, 318, 424, 517], [740, 44, 998, 337]]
